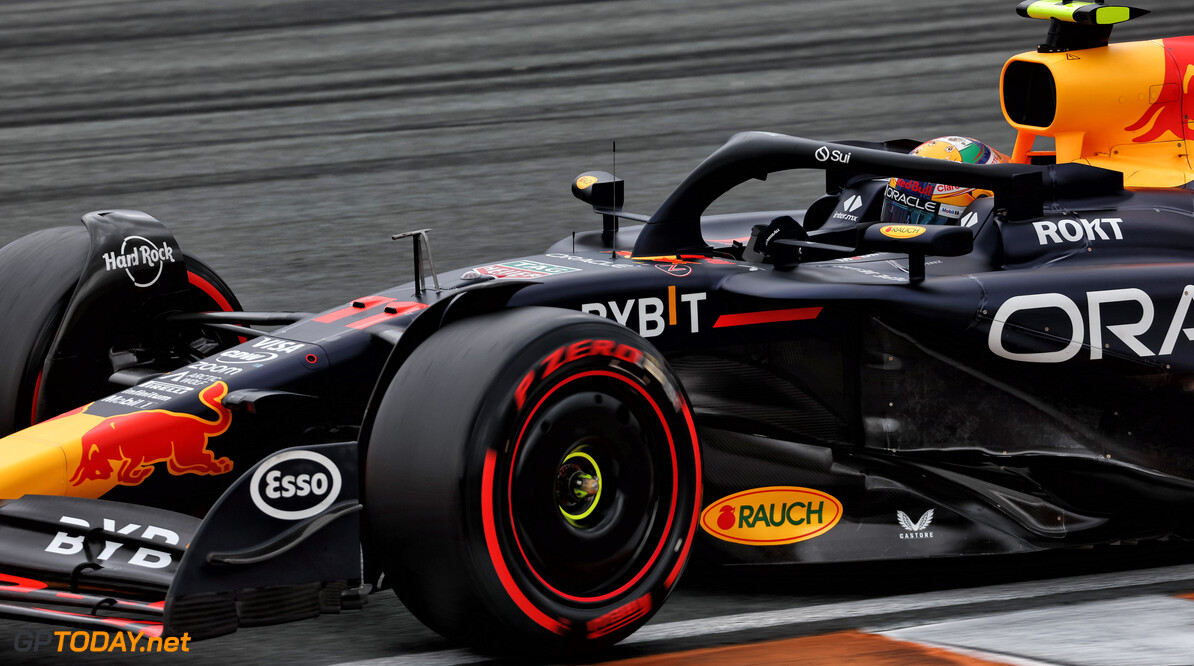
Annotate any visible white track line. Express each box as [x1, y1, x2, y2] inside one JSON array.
[[881, 596, 1194, 666], [334, 563, 1194, 665], [623, 562, 1194, 644]]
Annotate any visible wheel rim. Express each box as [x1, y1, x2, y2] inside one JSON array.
[[556, 450, 603, 522], [506, 370, 679, 603]]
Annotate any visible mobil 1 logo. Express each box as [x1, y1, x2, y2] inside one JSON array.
[[250, 450, 342, 520]]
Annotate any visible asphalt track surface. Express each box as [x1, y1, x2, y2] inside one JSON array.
[[3, 0, 1194, 664]]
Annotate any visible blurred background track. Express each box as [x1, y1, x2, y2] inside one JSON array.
[[2, 0, 1191, 311]]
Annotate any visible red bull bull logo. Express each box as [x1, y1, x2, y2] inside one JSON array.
[[68, 382, 233, 487], [1125, 37, 1194, 143]]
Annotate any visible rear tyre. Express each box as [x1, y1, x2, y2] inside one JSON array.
[[0, 226, 241, 435], [365, 307, 701, 654]]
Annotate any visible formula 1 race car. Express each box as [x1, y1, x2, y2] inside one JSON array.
[[1, 1, 1192, 655]]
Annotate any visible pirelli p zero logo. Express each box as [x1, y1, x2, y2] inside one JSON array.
[[700, 487, 843, 546], [515, 338, 645, 409]]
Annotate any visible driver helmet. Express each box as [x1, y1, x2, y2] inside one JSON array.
[[880, 136, 1008, 226]]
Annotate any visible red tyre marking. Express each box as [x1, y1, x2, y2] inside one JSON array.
[[30, 370, 42, 425], [188, 269, 245, 344], [514, 371, 535, 410], [507, 370, 679, 604], [187, 272, 235, 312], [585, 594, 652, 639], [481, 449, 568, 635], [665, 399, 701, 589]]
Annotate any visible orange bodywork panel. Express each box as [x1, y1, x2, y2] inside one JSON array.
[[0, 409, 112, 500], [0, 382, 233, 501], [1002, 37, 1194, 188]]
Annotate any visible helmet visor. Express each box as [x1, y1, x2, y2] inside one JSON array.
[[880, 185, 948, 226]]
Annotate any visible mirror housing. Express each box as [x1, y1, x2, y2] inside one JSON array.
[[571, 171, 624, 210], [859, 223, 974, 256], [859, 224, 974, 282]]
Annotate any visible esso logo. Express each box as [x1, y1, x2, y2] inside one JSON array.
[[250, 450, 342, 520]]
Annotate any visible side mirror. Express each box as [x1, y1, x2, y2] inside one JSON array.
[[571, 171, 624, 211], [859, 224, 974, 282]]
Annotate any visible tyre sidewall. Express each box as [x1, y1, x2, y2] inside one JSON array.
[[0, 227, 90, 434], [369, 308, 700, 651]]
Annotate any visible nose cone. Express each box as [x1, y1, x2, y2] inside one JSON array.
[[0, 410, 106, 500]]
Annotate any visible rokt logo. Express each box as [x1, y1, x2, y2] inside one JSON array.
[[700, 486, 843, 545], [1032, 218, 1123, 245]]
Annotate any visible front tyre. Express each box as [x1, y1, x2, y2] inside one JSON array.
[[365, 308, 701, 654], [0, 226, 241, 435]]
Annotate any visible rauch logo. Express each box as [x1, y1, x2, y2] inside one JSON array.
[[699, 486, 843, 545]]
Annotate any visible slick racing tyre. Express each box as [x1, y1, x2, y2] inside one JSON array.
[[365, 307, 702, 654], [0, 226, 241, 435]]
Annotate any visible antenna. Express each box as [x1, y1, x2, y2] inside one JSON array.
[[611, 140, 618, 259], [391, 229, 441, 296]]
